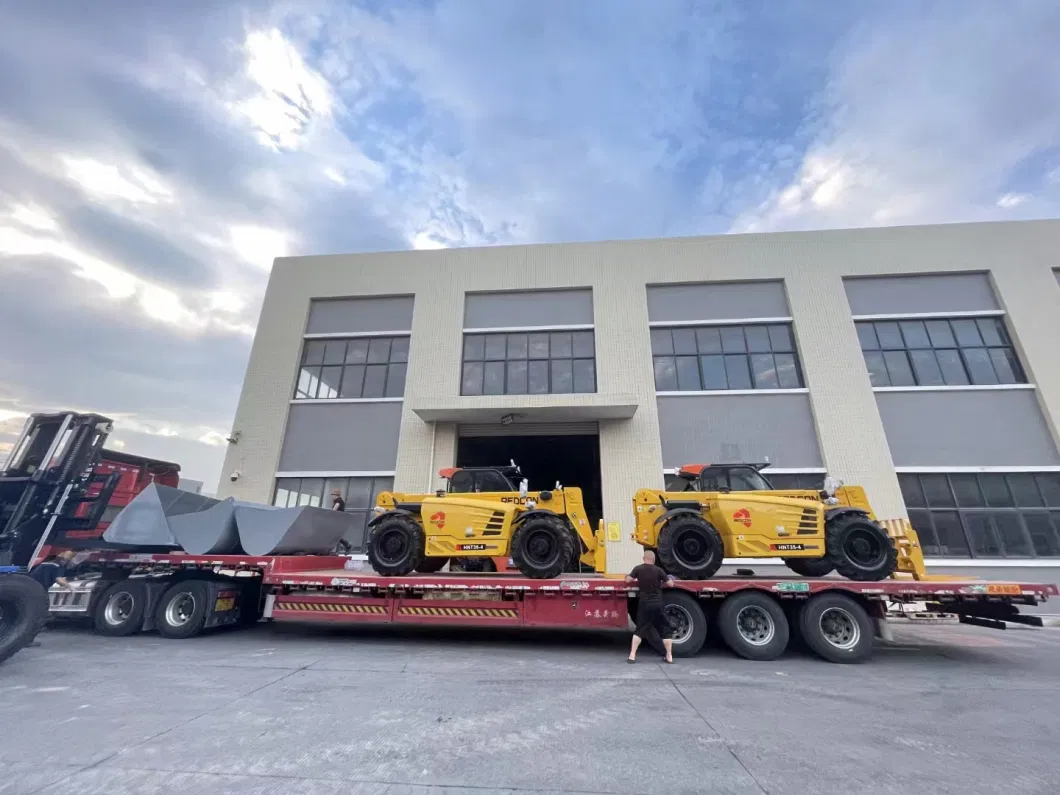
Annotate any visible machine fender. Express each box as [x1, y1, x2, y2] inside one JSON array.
[[367, 508, 419, 528], [653, 507, 705, 526], [513, 509, 565, 527], [823, 506, 871, 523]]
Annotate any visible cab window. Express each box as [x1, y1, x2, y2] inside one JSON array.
[[727, 467, 771, 491], [697, 469, 726, 491], [475, 470, 514, 492], [448, 471, 474, 493]]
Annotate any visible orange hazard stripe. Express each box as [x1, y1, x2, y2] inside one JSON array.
[[275, 602, 387, 614], [396, 606, 518, 618]]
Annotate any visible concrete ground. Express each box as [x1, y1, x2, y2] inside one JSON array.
[[3, 621, 1060, 795]]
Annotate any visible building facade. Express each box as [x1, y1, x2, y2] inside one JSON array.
[[218, 219, 1060, 574]]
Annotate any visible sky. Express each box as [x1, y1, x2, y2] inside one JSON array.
[[1, 0, 1058, 491]]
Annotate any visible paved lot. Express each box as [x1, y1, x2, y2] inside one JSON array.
[[3, 620, 1060, 795]]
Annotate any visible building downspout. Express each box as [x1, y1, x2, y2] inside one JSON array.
[[426, 421, 437, 492]]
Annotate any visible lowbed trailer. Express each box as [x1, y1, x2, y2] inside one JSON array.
[[46, 551, 1059, 664]]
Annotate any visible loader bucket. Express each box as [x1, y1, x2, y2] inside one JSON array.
[[101, 483, 213, 549], [234, 505, 361, 556], [168, 497, 243, 555]]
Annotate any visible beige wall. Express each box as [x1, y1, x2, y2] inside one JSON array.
[[218, 219, 1060, 572]]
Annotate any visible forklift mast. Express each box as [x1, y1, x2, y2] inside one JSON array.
[[0, 412, 118, 567]]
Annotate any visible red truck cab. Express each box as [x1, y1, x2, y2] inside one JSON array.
[[67, 450, 181, 539]]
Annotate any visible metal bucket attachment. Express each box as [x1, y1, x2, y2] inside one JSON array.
[[168, 497, 243, 555], [101, 483, 206, 549], [235, 505, 359, 556]]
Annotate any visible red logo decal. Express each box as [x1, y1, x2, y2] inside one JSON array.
[[430, 511, 446, 529], [732, 508, 752, 528]]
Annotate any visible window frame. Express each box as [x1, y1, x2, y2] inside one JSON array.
[[272, 474, 395, 554], [460, 328, 597, 396], [294, 335, 410, 401]]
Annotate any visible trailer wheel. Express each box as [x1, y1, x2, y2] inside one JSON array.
[[656, 516, 724, 580], [717, 591, 789, 661], [825, 515, 898, 581], [799, 592, 874, 663], [661, 591, 708, 657], [414, 557, 449, 573], [93, 580, 147, 637], [0, 575, 49, 664], [155, 581, 209, 639], [511, 515, 574, 579], [367, 513, 426, 576], [784, 558, 834, 578]]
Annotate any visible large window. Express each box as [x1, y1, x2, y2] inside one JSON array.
[[273, 475, 394, 553], [295, 336, 409, 400], [901, 472, 1060, 558], [461, 330, 596, 396], [651, 323, 803, 392], [856, 317, 1025, 388]]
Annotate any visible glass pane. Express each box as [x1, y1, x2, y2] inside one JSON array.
[[898, 475, 926, 508], [463, 335, 485, 361], [750, 354, 778, 389], [962, 348, 998, 385], [650, 329, 674, 356], [549, 332, 572, 358], [318, 366, 342, 399], [303, 341, 326, 365], [528, 334, 550, 359], [339, 365, 365, 398], [774, 353, 800, 388], [298, 478, 324, 507], [675, 356, 700, 391], [1007, 474, 1044, 507], [977, 318, 1004, 346], [768, 475, 797, 490], [324, 478, 349, 506], [461, 362, 483, 395], [980, 474, 1014, 508], [572, 331, 595, 358], [346, 338, 369, 364], [921, 474, 955, 507], [483, 361, 505, 395], [1036, 474, 1060, 507], [362, 365, 387, 398], [989, 348, 1019, 384], [1025, 514, 1060, 556], [700, 355, 727, 390], [744, 326, 771, 353], [507, 333, 528, 359], [882, 351, 915, 387], [696, 326, 723, 353], [484, 334, 507, 360], [367, 337, 391, 363], [863, 352, 889, 387], [528, 360, 549, 394], [654, 357, 678, 391], [963, 513, 1001, 557], [925, 320, 956, 348], [323, 341, 346, 364], [551, 359, 573, 393], [449, 471, 474, 493], [932, 511, 970, 556], [720, 327, 746, 353], [875, 322, 903, 350], [950, 474, 985, 507], [371, 477, 394, 503], [573, 359, 596, 393], [389, 336, 409, 363], [274, 478, 298, 508], [672, 328, 697, 355], [855, 323, 878, 351], [994, 513, 1032, 556], [506, 360, 528, 394], [899, 321, 931, 349], [724, 355, 752, 390], [342, 513, 368, 553], [346, 478, 373, 510], [296, 366, 319, 399], [384, 363, 407, 397], [907, 509, 940, 555], [767, 324, 794, 353], [936, 349, 969, 385], [951, 319, 982, 347], [909, 350, 943, 386]]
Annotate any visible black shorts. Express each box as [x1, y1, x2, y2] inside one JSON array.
[[634, 597, 671, 640]]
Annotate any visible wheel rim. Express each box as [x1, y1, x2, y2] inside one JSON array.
[[842, 525, 887, 569], [165, 593, 196, 627], [735, 605, 775, 646], [673, 527, 712, 569], [104, 592, 134, 626], [663, 604, 694, 645], [377, 527, 411, 565], [819, 606, 860, 650], [523, 528, 559, 567]]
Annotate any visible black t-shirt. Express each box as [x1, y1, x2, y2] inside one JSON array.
[[332, 497, 346, 512], [629, 563, 669, 599], [29, 561, 66, 589]]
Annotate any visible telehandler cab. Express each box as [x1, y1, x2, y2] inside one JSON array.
[[368, 462, 598, 579], [634, 462, 899, 581]]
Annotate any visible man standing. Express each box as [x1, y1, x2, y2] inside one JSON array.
[[330, 488, 346, 512], [625, 549, 675, 664]]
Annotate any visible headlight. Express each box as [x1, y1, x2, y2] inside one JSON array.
[[822, 475, 843, 498]]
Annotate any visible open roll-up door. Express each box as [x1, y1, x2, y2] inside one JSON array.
[[458, 422, 599, 438]]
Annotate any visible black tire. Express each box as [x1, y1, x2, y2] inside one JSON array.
[[798, 592, 875, 663], [656, 516, 725, 580], [511, 514, 574, 579], [155, 581, 210, 639], [661, 590, 708, 657], [93, 580, 148, 637], [0, 575, 49, 664], [414, 557, 449, 574], [825, 514, 898, 581], [367, 513, 426, 576], [784, 558, 835, 578], [717, 591, 790, 661]]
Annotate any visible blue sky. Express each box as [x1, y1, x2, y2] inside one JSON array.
[[1, 0, 1058, 488]]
